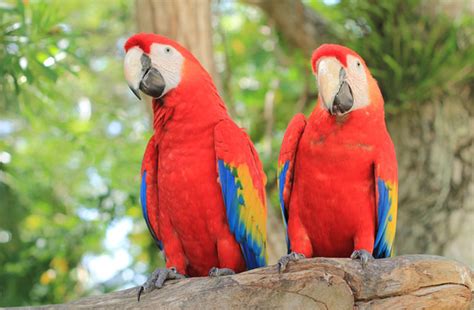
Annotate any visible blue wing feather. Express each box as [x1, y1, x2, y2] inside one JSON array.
[[278, 161, 291, 253], [373, 178, 395, 258], [140, 170, 163, 250], [217, 160, 266, 269]]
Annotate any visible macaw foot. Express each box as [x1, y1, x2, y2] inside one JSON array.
[[350, 249, 374, 268], [277, 252, 305, 273], [137, 267, 185, 301], [208, 267, 235, 277]]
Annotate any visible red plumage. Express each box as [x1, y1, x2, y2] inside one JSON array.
[[311, 43, 362, 70], [279, 44, 397, 259], [129, 34, 267, 277]]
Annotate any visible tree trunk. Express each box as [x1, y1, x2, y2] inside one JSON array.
[[389, 89, 474, 263], [18, 255, 474, 309], [247, 0, 474, 268], [243, 0, 330, 52], [135, 0, 217, 80]]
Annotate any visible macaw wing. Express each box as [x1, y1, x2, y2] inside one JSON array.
[[373, 150, 398, 258], [140, 135, 163, 251], [214, 119, 267, 269], [277, 113, 306, 252]]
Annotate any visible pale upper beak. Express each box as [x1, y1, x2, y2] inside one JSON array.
[[316, 58, 353, 115], [124, 47, 166, 100]]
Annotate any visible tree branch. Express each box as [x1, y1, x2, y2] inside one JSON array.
[[23, 255, 473, 309], [243, 0, 330, 55]]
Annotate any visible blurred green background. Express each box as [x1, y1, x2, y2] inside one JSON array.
[[0, 0, 472, 306]]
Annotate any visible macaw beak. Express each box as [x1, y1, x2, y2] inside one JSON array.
[[317, 58, 353, 115], [124, 48, 166, 100]]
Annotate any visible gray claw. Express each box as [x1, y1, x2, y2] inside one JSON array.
[[138, 267, 185, 301], [209, 267, 235, 277], [277, 252, 305, 273], [350, 249, 374, 268]]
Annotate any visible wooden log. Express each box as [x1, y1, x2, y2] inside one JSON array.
[[16, 255, 473, 309]]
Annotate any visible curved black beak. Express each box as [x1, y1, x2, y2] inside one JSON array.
[[129, 54, 166, 100], [329, 68, 353, 115], [331, 80, 353, 115]]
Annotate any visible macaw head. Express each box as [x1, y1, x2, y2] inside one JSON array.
[[311, 44, 383, 116], [123, 33, 207, 102]]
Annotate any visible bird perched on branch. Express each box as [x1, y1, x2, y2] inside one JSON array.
[[277, 44, 397, 272], [123, 33, 267, 299]]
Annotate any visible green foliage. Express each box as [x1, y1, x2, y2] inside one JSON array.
[[0, 0, 162, 306], [337, 0, 474, 111], [0, 1, 87, 305], [0, 0, 81, 112]]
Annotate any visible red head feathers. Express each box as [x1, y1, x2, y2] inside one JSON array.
[[311, 44, 366, 73], [124, 33, 200, 65]]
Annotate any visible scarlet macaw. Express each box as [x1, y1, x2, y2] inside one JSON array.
[[277, 44, 397, 271], [123, 33, 267, 298]]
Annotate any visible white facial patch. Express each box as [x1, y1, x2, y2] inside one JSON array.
[[345, 55, 369, 110], [124, 47, 144, 90], [149, 43, 184, 96]]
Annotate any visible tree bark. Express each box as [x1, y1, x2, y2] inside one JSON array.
[[19, 255, 473, 309], [389, 89, 474, 263], [243, 0, 330, 53], [135, 0, 217, 80], [247, 0, 474, 267]]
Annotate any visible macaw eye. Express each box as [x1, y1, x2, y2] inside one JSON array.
[[355, 60, 364, 73], [164, 47, 172, 54]]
